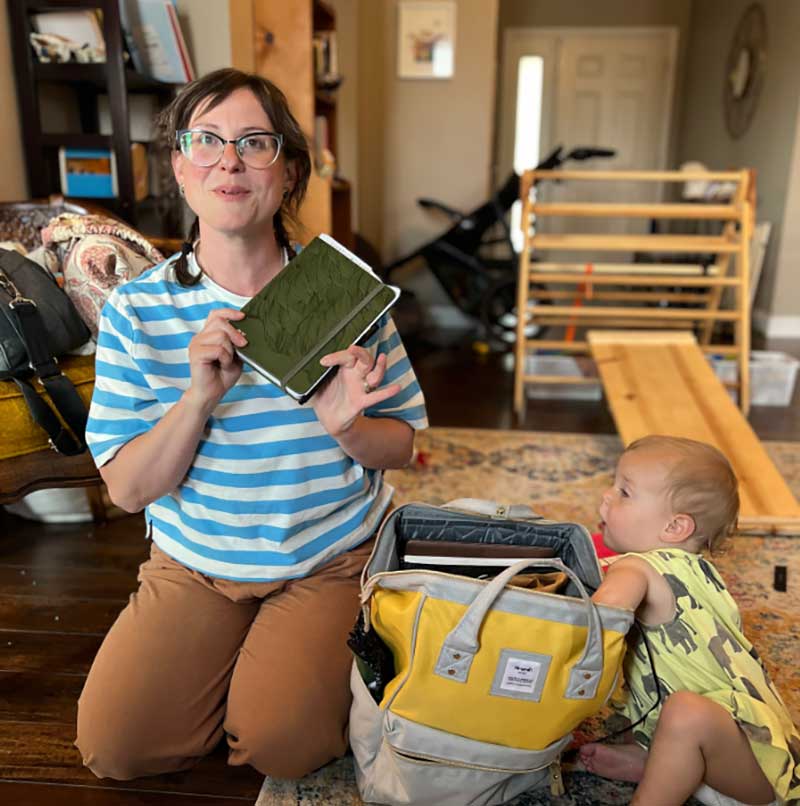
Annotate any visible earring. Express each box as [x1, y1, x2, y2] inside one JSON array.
[[282, 187, 289, 199], [179, 183, 185, 198]]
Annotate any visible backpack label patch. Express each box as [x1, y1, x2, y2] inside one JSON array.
[[490, 648, 552, 701]]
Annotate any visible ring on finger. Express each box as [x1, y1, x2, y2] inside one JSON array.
[[363, 379, 375, 394]]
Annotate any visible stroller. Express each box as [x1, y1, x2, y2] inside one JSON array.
[[382, 146, 616, 348]]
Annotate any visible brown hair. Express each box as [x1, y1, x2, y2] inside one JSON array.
[[625, 435, 739, 551], [155, 68, 312, 285]]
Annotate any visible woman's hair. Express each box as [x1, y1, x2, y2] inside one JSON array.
[[625, 435, 740, 551], [155, 68, 312, 285]]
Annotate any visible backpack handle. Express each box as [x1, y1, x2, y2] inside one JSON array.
[[433, 557, 605, 700]]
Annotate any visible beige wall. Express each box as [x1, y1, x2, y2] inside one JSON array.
[[677, 0, 800, 324], [0, 3, 28, 201], [358, 0, 499, 263], [769, 110, 800, 333], [329, 0, 359, 231], [176, 0, 232, 76]]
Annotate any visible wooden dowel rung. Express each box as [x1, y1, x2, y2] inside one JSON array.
[[530, 202, 738, 220], [531, 234, 740, 253], [532, 318, 697, 329], [522, 375, 599, 385], [528, 305, 739, 321], [524, 169, 745, 182], [528, 262, 721, 276], [526, 340, 588, 352], [528, 272, 739, 287], [534, 290, 712, 303]]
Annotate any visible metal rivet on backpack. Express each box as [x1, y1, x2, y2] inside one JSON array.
[[577, 688, 585, 696], [453, 653, 461, 660], [448, 669, 456, 675], [583, 672, 592, 680]]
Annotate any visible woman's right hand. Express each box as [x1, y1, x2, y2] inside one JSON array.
[[185, 308, 248, 414]]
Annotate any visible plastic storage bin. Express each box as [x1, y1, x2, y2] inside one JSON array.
[[708, 350, 799, 406], [524, 354, 602, 400]]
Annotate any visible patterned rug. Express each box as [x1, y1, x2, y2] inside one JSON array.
[[256, 428, 800, 805]]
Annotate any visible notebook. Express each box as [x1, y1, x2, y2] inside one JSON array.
[[400, 539, 557, 578], [236, 234, 400, 403]]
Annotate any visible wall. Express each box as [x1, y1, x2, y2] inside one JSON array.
[[496, 0, 693, 174], [358, 0, 499, 263], [0, 3, 28, 200], [176, 0, 231, 76], [329, 0, 359, 231], [677, 0, 800, 326]]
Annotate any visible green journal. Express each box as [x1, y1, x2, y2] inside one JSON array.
[[236, 234, 400, 403]]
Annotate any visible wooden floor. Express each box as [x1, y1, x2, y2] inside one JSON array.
[[1, 331, 798, 805]]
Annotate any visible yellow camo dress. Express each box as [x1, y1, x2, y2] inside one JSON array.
[[611, 549, 800, 804]]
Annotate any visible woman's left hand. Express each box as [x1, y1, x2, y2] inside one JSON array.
[[311, 345, 401, 437]]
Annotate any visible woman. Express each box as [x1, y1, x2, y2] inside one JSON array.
[[75, 68, 427, 781]]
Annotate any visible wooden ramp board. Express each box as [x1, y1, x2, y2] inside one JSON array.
[[588, 330, 800, 535]]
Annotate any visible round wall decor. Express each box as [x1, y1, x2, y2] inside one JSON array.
[[724, 3, 767, 139]]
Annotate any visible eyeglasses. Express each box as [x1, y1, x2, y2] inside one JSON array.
[[176, 129, 284, 169]]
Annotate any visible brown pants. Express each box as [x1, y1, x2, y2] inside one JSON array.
[[75, 538, 373, 780]]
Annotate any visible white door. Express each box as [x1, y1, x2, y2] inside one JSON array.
[[498, 27, 677, 243]]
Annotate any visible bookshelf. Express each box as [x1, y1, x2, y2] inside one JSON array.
[[8, 0, 184, 238], [230, 0, 353, 248]]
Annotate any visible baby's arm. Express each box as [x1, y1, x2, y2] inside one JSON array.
[[591, 557, 651, 612]]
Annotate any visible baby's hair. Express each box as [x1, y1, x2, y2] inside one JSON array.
[[624, 435, 739, 551]]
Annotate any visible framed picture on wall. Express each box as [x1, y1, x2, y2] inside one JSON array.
[[397, 1, 456, 79]]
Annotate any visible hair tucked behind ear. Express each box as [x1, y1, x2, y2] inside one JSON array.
[[273, 209, 297, 259], [155, 68, 311, 285], [174, 217, 201, 286]]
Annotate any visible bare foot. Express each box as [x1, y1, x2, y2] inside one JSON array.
[[578, 742, 648, 783]]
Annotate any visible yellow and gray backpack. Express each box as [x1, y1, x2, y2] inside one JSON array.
[[348, 499, 634, 806]]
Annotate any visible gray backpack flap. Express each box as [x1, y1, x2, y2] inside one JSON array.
[[349, 499, 633, 806]]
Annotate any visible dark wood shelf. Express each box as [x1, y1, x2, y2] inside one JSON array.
[[10, 0, 185, 238], [35, 63, 178, 93], [40, 132, 112, 148], [313, 0, 336, 31]]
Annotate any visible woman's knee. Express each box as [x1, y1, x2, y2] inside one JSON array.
[[227, 715, 347, 779], [76, 685, 217, 780]]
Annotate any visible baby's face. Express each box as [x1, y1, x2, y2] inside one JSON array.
[[598, 448, 676, 554]]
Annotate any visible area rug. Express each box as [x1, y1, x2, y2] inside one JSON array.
[[256, 428, 800, 805]]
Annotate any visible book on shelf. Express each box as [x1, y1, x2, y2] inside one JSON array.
[[236, 234, 400, 404], [119, 0, 195, 83], [59, 143, 149, 200], [31, 10, 104, 49]]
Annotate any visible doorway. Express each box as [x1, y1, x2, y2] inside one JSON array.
[[498, 27, 678, 246]]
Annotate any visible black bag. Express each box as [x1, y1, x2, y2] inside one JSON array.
[[0, 249, 91, 455]]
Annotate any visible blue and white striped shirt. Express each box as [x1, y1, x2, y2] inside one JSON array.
[[86, 254, 428, 581]]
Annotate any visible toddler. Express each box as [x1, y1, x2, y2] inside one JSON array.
[[581, 435, 799, 806]]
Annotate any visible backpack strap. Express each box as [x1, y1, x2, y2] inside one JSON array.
[[8, 297, 87, 456]]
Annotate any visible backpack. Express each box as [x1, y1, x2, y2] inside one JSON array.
[[348, 499, 634, 806]]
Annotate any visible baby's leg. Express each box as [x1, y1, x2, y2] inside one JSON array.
[[631, 691, 775, 806]]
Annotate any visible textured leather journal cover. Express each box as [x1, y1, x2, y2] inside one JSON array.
[[236, 234, 400, 403]]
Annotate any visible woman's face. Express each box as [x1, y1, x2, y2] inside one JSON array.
[[172, 87, 295, 239]]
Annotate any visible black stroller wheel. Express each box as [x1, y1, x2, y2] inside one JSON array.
[[480, 278, 547, 349]]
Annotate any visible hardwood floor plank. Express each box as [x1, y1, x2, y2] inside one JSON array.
[[0, 594, 125, 633], [0, 566, 137, 601], [0, 518, 150, 572], [0, 723, 263, 799], [0, 672, 83, 724], [0, 781, 252, 804], [0, 631, 101, 675]]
